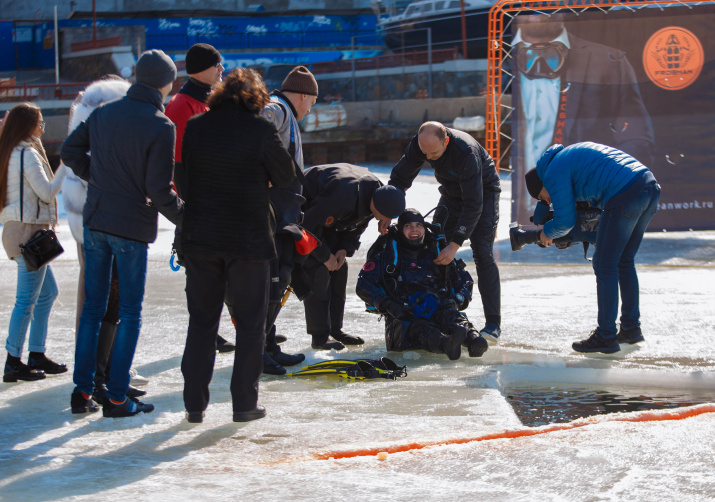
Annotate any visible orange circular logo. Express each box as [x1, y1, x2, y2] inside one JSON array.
[[643, 27, 704, 90]]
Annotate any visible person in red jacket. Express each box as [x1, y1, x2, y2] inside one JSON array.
[[165, 43, 235, 353]]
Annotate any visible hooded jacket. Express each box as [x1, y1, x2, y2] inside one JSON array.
[[536, 142, 648, 238]]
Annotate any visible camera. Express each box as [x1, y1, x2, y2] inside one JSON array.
[[510, 201, 600, 252]]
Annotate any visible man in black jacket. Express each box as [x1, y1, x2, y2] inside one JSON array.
[[179, 69, 296, 423], [389, 121, 502, 343], [298, 163, 405, 350], [61, 50, 183, 418]]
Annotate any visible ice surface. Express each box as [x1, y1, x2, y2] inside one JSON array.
[[1, 166, 714, 500]]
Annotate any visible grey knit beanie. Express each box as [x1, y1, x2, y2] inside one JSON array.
[[135, 50, 177, 89]]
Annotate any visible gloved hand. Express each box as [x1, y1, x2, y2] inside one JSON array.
[[378, 298, 411, 320]]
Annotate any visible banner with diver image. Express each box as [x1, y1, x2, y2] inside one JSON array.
[[510, 5, 715, 231]]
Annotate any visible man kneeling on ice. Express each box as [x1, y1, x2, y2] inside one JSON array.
[[356, 209, 488, 360]]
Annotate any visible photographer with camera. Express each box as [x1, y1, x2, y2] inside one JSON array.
[[356, 209, 489, 360], [525, 142, 660, 354]]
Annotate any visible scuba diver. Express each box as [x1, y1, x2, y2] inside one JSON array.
[[356, 209, 489, 360]]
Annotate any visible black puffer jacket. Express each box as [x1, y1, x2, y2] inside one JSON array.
[[61, 82, 184, 243], [180, 100, 295, 260]]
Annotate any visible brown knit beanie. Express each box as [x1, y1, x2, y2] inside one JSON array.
[[281, 66, 318, 96]]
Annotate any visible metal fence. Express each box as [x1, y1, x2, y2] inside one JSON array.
[[0, 82, 87, 102]]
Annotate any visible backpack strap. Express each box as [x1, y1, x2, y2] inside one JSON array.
[[19, 148, 25, 223]]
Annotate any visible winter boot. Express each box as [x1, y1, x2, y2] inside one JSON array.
[[27, 353, 67, 374], [4, 355, 46, 382], [330, 331, 365, 345], [262, 352, 287, 376]]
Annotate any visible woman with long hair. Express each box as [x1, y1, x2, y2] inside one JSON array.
[[179, 68, 296, 423], [0, 102, 67, 382]]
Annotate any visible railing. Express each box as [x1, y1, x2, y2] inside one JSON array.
[[0, 82, 88, 102], [145, 30, 380, 52], [310, 47, 460, 75]]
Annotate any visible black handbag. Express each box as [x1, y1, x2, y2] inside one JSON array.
[[17, 148, 64, 271]]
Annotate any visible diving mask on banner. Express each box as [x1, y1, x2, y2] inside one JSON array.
[[515, 42, 568, 79]]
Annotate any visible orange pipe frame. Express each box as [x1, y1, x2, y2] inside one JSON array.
[[314, 403, 715, 460], [484, 0, 709, 169]]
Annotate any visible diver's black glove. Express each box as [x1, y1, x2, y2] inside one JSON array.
[[378, 298, 411, 320]]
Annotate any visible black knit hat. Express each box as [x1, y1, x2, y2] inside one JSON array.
[[185, 43, 221, 75], [135, 50, 176, 89], [372, 185, 406, 219], [524, 167, 543, 200], [281, 66, 318, 96]]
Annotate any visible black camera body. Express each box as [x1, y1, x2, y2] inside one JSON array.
[[510, 200, 600, 252]]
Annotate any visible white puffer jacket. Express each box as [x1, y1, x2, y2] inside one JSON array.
[[62, 78, 130, 243], [0, 140, 65, 225]]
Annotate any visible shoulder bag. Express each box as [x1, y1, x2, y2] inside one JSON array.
[[17, 148, 64, 271]]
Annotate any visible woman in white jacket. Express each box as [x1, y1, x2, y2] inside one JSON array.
[[0, 102, 67, 382]]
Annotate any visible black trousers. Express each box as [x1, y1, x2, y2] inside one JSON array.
[[436, 191, 501, 326], [302, 255, 348, 342], [181, 253, 269, 413]]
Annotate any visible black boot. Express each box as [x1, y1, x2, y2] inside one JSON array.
[[268, 347, 305, 367], [95, 321, 117, 386], [71, 391, 101, 414], [262, 352, 287, 376], [4, 354, 46, 382], [311, 335, 345, 351], [27, 353, 67, 375], [465, 334, 488, 357], [330, 331, 365, 345], [216, 335, 236, 353]]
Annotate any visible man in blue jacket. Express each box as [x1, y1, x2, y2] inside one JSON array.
[[525, 142, 660, 353], [61, 50, 183, 417]]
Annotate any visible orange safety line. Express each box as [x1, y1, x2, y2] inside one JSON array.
[[314, 403, 715, 461]]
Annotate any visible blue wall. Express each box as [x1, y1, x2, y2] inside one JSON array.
[[8, 14, 377, 70]]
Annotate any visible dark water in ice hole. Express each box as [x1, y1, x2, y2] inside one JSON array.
[[505, 386, 715, 427]]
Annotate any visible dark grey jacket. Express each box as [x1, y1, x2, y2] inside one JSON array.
[[61, 82, 184, 243]]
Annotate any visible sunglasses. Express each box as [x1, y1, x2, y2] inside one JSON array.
[[515, 42, 568, 78]]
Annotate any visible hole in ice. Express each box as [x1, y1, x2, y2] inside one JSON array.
[[505, 385, 715, 427]]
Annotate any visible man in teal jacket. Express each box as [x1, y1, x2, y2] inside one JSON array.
[[525, 142, 660, 353]]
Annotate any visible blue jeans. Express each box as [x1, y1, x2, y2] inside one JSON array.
[[73, 228, 147, 401], [6, 256, 58, 357], [592, 182, 661, 339]]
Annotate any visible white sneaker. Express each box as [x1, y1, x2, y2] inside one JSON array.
[[129, 368, 150, 386]]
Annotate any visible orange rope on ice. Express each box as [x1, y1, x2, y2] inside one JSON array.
[[313, 403, 715, 461]]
